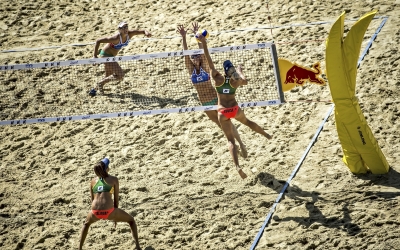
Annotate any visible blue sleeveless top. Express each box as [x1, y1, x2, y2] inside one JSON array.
[[110, 34, 130, 50], [191, 67, 210, 84]]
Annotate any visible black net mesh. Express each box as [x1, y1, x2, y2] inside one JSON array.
[[0, 44, 281, 123]]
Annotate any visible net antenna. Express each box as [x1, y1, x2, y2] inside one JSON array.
[[266, 1, 274, 39], [0, 43, 284, 126]]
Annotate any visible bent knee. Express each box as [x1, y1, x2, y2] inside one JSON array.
[[227, 141, 236, 150], [128, 217, 136, 225]]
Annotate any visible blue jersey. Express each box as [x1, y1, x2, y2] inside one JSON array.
[[110, 34, 130, 50], [191, 67, 210, 84]]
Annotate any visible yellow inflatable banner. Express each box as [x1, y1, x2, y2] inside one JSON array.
[[325, 10, 389, 174]]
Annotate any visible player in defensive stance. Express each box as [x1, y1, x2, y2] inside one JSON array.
[[197, 34, 273, 179], [176, 23, 248, 158], [78, 158, 141, 250], [89, 21, 152, 96]]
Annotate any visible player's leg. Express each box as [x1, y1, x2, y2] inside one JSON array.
[[78, 211, 99, 250], [108, 208, 141, 250], [218, 112, 247, 179], [235, 108, 272, 139], [232, 124, 248, 158], [206, 110, 247, 158], [96, 62, 125, 93], [204, 110, 220, 127], [109, 61, 124, 81]]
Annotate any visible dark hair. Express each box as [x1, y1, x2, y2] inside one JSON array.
[[94, 162, 109, 178]]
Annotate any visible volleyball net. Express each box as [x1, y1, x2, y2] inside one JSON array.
[[0, 42, 284, 126]]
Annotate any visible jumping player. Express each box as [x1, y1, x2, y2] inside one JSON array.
[[176, 22, 247, 157], [89, 22, 152, 96], [78, 158, 141, 250], [196, 34, 273, 179]]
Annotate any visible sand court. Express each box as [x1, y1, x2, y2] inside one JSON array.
[[1, 0, 400, 249]]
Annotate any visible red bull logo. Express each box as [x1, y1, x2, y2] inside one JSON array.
[[278, 58, 325, 92]]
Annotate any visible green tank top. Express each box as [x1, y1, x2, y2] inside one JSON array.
[[215, 76, 236, 94], [92, 178, 114, 194]]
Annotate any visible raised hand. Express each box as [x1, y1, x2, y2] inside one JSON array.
[[235, 64, 248, 83], [176, 24, 187, 37], [197, 34, 207, 44], [191, 22, 200, 34]]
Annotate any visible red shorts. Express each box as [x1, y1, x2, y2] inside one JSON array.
[[92, 207, 115, 220], [218, 105, 239, 119]]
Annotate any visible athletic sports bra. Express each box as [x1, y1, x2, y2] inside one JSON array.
[[215, 76, 236, 94], [109, 34, 130, 50], [92, 178, 114, 194], [191, 67, 210, 84]]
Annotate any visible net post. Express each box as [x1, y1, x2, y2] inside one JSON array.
[[269, 42, 285, 103]]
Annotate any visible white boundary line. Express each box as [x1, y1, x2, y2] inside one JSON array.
[[0, 100, 282, 126], [0, 43, 273, 71]]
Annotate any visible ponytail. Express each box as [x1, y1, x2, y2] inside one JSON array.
[[94, 162, 109, 179]]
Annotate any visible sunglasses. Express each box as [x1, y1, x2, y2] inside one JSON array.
[[120, 26, 128, 30], [190, 54, 201, 59]]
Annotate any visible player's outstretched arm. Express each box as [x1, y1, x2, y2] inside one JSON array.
[[93, 35, 119, 58], [191, 22, 203, 49], [176, 24, 194, 74], [113, 177, 119, 209], [234, 65, 248, 86], [129, 29, 152, 37], [90, 180, 94, 202], [197, 35, 219, 78]]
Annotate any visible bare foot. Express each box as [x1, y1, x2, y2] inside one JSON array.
[[237, 168, 247, 179], [238, 144, 248, 158], [266, 133, 273, 140]]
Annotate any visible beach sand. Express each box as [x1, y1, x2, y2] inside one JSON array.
[[0, 0, 399, 249]]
